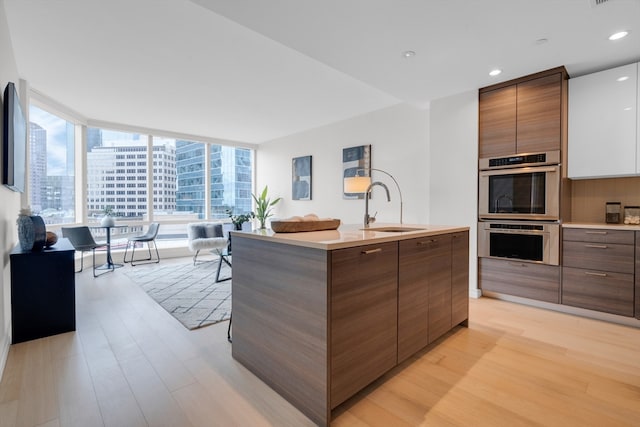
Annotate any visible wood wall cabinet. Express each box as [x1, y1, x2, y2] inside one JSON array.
[[479, 67, 567, 158], [568, 62, 639, 179], [10, 238, 76, 344], [331, 241, 398, 408], [479, 258, 560, 303], [562, 228, 635, 316]]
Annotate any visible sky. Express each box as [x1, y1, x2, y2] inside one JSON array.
[[29, 105, 73, 176]]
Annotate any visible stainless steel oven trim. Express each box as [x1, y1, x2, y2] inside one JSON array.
[[478, 164, 560, 221], [477, 221, 560, 266], [479, 150, 561, 171]]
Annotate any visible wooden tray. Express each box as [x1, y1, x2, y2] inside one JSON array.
[[271, 219, 341, 233]]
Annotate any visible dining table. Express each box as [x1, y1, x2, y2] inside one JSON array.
[[89, 224, 128, 271]]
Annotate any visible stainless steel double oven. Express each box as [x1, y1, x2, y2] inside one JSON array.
[[478, 151, 560, 265]]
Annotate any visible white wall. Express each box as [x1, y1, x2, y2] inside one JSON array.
[[429, 90, 479, 293], [0, 0, 22, 378], [256, 103, 430, 225]]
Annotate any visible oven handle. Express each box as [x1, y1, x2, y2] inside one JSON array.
[[479, 165, 559, 176]]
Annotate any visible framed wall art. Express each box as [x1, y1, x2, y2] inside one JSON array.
[[292, 155, 312, 200], [342, 144, 371, 199]]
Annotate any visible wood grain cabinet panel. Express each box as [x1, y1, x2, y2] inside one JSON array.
[[426, 234, 453, 344], [561, 228, 635, 318], [451, 231, 470, 326], [516, 73, 562, 154], [479, 86, 517, 158], [563, 228, 635, 245], [479, 258, 560, 303], [479, 67, 566, 157], [330, 241, 398, 409], [398, 238, 430, 363], [636, 233, 640, 320], [562, 267, 634, 316], [562, 241, 634, 274]]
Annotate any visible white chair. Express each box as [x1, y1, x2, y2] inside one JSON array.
[[187, 222, 228, 266]]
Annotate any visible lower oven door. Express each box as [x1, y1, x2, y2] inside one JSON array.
[[478, 221, 559, 266]]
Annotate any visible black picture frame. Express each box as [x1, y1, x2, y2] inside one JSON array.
[[2, 82, 27, 193]]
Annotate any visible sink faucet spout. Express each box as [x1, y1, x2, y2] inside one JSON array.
[[364, 181, 391, 227]]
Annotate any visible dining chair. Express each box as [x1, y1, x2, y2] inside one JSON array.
[[60, 226, 110, 277], [123, 222, 160, 266]]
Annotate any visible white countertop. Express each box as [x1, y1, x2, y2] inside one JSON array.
[[563, 222, 640, 231], [230, 223, 470, 250]]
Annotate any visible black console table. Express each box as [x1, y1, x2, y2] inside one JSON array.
[[10, 237, 76, 344]]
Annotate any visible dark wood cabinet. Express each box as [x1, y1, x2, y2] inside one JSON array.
[[398, 238, 430, 363], [479, 258, 560, 303], [398, 231, 469, 362], [479, 85, 517, 158], [562, 228, 635, 317], [232, 229, 470, 426], [636, 233, 640, 320], [516, 73, 563, 154], [479, 67, 567, 158], [10, 238, 76, 344], [451, 231, 470, 326], [427, 234, 453, 344], [330, 241, 398, 408]]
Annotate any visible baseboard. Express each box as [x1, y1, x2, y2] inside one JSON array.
[[469, 288, 482, 299], [0, 332, 10, 382], [482, 291, 640, 329]]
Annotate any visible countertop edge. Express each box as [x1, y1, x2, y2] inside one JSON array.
[[231, 224, 470, 250]]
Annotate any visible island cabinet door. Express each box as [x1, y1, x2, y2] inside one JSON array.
[[398, 238, 431, 363], [451, 231, 470, 326], [427, 234, 453, 344], [330, 241, 398, 409]]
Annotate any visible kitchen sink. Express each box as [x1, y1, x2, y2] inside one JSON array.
[[361, 226, 427, 232]]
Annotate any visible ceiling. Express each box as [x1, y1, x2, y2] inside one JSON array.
[[4, 0, 640, 144]]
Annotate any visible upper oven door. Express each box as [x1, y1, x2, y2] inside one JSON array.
[[479, 165, 560, 220]]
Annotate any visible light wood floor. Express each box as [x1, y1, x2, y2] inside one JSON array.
[[1, 257, 639, 427]]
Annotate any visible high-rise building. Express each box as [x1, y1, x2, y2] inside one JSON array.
[[175, 142, 253, 219], [86, 140, 176, 219], [29, 122, 47, 213]]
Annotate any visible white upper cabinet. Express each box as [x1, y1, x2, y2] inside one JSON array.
[[568, 62, 638, 179]]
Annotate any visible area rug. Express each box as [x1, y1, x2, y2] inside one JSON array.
[[124, 259, 231, 330]]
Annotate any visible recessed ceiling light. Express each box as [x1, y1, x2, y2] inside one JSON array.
[[617, 76, 629, 82], [535, 38, 548, 45], [609, 31, 629, 41], [623, 107, 632, 111], [402, 50, 416, 58], [489, 69, 502, 77]]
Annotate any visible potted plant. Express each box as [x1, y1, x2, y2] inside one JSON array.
[[101, 205, 116, 227], [226, 209, 255, 231], [252, 186, 281, 229]]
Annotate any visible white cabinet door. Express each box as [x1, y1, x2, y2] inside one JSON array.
[[568, 62, 638, 179]]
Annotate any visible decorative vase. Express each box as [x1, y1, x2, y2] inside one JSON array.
[[17, 213, 35, 251], [234, 223, 243, 231], [101, 215, 115, 227], [30, 215, 46, 251]]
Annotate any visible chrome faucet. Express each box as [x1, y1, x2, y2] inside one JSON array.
[[364, 181, 391, 227]]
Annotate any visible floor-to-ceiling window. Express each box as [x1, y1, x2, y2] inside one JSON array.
[[85, 126, 254, 238], [28, 105, 76, 224]]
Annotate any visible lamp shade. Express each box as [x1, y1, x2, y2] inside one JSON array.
[[344, 176, 372, 193]]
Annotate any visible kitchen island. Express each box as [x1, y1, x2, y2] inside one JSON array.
[[231, 224, 469, 426]]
